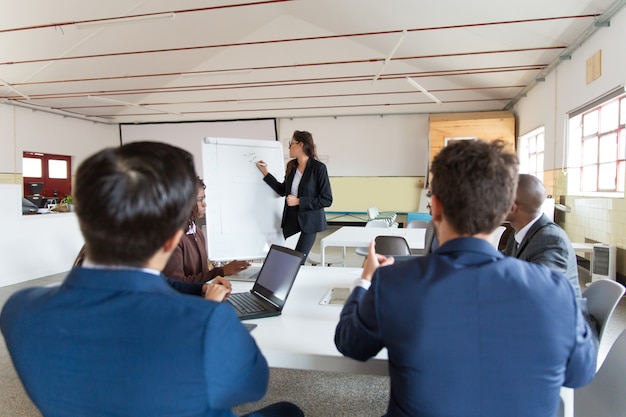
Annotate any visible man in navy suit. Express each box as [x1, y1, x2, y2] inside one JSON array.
[[335, 140, 597, 417], [1, 142, 302, 417]]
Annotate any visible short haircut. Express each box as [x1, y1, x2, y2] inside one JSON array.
[[430, 140, 518, 235], [74, 142, 197, 266]]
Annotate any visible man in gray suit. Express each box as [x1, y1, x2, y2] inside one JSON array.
[[504, 174, 581, 297]]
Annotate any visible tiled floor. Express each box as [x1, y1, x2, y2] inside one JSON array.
[[0, 226, 624, 417]]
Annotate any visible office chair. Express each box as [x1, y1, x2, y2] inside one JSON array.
[[558, 279, 624, 417], [573, 328, 626, 417], [367, 206, 398, 227], [406, 220, 429, 229], [490, 225, 507, 249], [373, 235, 411, 256], [355, 220, 391, 256], [582, 279, 625, 343], [306, 251, 345, 267]]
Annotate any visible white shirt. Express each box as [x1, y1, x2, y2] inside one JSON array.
[[514, 213, 543, 245], [291, 169, 302, 197]]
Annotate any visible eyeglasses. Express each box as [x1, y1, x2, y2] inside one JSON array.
[[288, 141, 300, 148], [196, 196, 206, 203]]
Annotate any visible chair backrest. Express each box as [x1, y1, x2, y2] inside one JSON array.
[[574, 328, 626, 417], [406, 220, 429, 229], [365, 219, 390, 228], [367, 206, 379, 220], [582, 279, 625, 342], [374, 235, 411, 256], [421, 221, 440, 255], [489, 225, 507, 249]]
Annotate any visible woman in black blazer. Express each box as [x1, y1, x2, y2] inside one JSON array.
[[256, 130, 332, 263]]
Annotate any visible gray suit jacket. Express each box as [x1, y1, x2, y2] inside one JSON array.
[[504, 213, 581, 298]]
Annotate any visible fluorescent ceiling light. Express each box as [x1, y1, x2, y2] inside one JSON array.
[[372, 29, 407, 84], [406, 77, 442, 104], [75, 13, 175, 30]]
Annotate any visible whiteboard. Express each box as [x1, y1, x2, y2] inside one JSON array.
[[202, 137, 286, 261]]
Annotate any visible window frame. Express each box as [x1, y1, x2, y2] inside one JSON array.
[[567, 87, 626, 197], [518, 126, 545, 183]]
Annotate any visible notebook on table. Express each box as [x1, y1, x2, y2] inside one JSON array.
[[226, 245, 305, 320]]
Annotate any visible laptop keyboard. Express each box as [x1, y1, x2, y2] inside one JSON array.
[[228, 293, 270, 314]]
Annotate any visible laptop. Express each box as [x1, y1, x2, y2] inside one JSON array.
[[226, 245, 305, 320]]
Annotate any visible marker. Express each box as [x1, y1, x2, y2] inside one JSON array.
[[257, 162, 267, 166]]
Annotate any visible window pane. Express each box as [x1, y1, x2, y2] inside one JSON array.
[[528, 137, 536, 153], [537, 153, 544, 173], [620, 128, 626, 160], [599, 133, 617, 163], [621, 97, 626, 125], [583, 110, 599, 136], [23, 158, 42, 178], [599, 100, 619, 134], [48, 159, 68, 179], [582, 137, 598, 166], [570, 114, 582, 131], [581, 166, 597, 191], [537, 133, 544, 151], [598, 162, 617, 190], [618, 161, 625, 192], [529, 155, 536, 174]]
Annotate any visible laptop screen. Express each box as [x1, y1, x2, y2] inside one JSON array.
[[252, 245, 304, 307]]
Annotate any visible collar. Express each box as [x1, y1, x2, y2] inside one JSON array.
[[82, 258, 161, 276], [514, 213, 543, 245], [435, 236, 504, 265], [64, 266, 175, 294]]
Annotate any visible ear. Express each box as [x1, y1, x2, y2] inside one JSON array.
[[430, 194, 444, 222], [163, 229, 184, 254]]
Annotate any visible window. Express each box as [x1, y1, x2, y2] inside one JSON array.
[[518, 127, 545, 183], [567, 88, 626, 195], [23, 152, 72, 207]]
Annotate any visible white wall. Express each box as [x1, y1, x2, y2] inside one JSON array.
[[0, 105, 120, 286], [515, 7, 626, 171], [278, 114, 430, 177]]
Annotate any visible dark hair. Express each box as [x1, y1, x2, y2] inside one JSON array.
[[74, 142, 197, 266], [286, 130, 318, 175], [430, 140, 518, 235], [189, 176, 206, 228]]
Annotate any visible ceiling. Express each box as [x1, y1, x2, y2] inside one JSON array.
[[0, 0, 624, 124]]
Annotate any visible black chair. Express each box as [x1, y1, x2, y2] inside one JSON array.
[[373, 235, 411, 256]]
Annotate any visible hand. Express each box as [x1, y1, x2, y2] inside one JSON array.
[[203, 277, 232, 302], [286, 194, 300, 206], [256, 160, 269, 176], [222, 260, 251, 276], [361, 241, 394, 281]]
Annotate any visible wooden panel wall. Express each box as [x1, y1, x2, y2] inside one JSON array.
[[428, 111, 516, 166]]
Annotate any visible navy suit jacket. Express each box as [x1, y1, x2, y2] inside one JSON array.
[[1, 267, 269, 417], [263, 157, 332, 237], [335, 238, 597, 417], [503, 213, 582, 298]]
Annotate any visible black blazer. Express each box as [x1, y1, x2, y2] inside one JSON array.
[[263, 157, 332, 236]]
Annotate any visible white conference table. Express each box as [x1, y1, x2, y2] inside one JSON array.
[[233, 265, 572, 415], [231, 265, 388, 376], [320, 226, 426, 266]]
